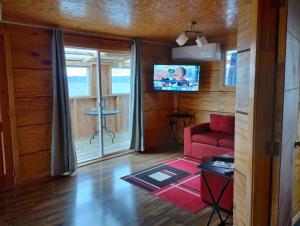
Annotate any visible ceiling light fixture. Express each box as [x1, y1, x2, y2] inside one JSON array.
[[176, 22, 208, 47], [196, 35, 208, 47], [176, 32, 189, 46]]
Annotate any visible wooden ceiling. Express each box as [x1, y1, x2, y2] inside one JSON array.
[[2, 0, 238, 42]]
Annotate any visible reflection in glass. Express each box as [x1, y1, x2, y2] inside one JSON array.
[[224, 50, 237, 87]]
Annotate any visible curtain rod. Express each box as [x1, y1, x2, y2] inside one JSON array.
[[1, 20, 173, 46]]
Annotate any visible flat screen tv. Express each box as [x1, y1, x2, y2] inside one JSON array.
[[153, 64, 200, 92]]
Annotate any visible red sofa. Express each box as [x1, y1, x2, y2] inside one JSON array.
[[184, 114, 235, 211], [184, 114, 235, 160]]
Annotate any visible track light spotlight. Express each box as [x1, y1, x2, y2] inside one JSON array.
[[176, 32, 189, 46], [196, 36, 208, 47], [176, 22, 207, 47]]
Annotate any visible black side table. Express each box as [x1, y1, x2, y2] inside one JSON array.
[[167, 112, 194, 141], [198, 160, 234, 226]]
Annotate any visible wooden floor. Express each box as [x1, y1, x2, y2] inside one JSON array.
[[75, 131, 130, 163], [0, 145, 232, 226]]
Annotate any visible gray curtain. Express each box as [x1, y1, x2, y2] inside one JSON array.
[[129, 40, 144, 152], [51, 29, 77, 176]]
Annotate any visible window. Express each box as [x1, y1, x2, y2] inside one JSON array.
[[224, 50, 237, 87], [111, 68, 131, 94], [66, 66, 90, 97]]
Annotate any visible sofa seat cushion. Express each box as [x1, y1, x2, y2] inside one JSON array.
[[219, 136, 234, 149], [192, 132, 228, 146]]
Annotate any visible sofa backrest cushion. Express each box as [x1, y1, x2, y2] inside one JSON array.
[[210, 114, 235, 134]]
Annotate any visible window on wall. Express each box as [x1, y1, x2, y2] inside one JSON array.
[[224, 50, 237, 87], [111, 68, 131, 94], [66, 66, 90, 97]]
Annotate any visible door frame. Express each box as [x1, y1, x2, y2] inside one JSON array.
[[97, 51, 104, 158], [63, 33, 131, 163], [270, 0, 300, 225], [234, 0, 283, 225], [0, 30, 19, 187]]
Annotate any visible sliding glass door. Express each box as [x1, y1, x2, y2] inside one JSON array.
[[99, 51, 131, 156], [65, 47, 103, 163], [65, 48, 131, 163]]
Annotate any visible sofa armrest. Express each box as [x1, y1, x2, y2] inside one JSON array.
[[184, 123, 210, 157]]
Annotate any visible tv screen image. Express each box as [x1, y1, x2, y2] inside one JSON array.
[[153, 65, 200, 92]]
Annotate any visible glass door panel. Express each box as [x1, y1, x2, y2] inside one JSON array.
[[65, 47, 103, 163], [99, 51, 131, 156]]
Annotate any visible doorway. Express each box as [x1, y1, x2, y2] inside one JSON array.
[[64, 47, 131, 164], [99, 51, 131, 156]]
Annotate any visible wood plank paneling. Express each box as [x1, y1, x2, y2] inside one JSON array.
[[13, 69, 52, 98], [141, 42, 174, 150], [237, 0, 252, 51], [270, 4, 287, 226], [198, 71, 220, 92], [15, 97, 52, 127], [69, 98, 98, 139], [144, 110, 170, 131], [0, 24, 54, 182], [235, 0, 282, 225], [17, 124, 51, 156], [177, 92, 235, 113], [236, 51, 250, 113], [271, 0, 300, 225], [144, 127, 172, 150], [5, 25, 52, 70], [19, 150, 50, 181], [174, 35, 236, 143], [144, 92, 174, 111], [0, 31, 15, 187], [233, 170, 247, 226], [233, 0, 254, 225], [117, 95, 130, 132], [141, 43, 171, 73], [234, 113, 251, 175]]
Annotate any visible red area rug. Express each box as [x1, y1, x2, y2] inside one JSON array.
[[121, 157, 207, 213]]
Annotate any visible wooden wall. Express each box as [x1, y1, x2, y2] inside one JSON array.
[[0, 24, 53, 182], [0, 23, 173, 182], [141, 42, 174, 150], [233, 1, 253, 225], [269, 0, 300, 225], [235, 0, 282, 225], [174, 35, 237, 142]]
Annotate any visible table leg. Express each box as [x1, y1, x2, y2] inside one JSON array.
[[90, 130, 99, 144], [168, 117, 177, 141], [202, 171, 232, 226], [102, 115, 115, 143], [182, 118, 187, 127]]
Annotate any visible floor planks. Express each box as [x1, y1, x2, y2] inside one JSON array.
[[0, 145, 231, 226]]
